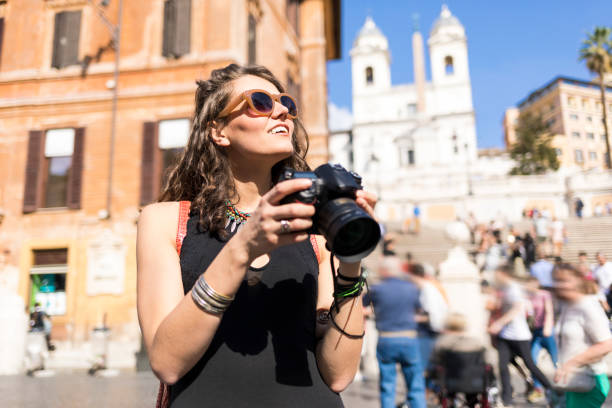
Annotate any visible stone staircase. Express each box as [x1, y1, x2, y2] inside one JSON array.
[[561, 217, 612, 263], [379, 225, 474, 268], [512, 217, 612, 264]]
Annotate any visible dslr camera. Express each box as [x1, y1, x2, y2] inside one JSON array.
[[279, 163, 381, 262]]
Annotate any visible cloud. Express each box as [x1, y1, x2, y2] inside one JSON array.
[[328, 103, 353, 132]]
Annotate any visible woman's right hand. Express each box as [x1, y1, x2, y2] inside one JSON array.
[[235, 178, 316, 261]]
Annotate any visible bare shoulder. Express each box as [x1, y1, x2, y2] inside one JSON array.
[[138, 202, 182, 246]]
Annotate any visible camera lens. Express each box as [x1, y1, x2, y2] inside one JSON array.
[[315, 198, 380, 262]]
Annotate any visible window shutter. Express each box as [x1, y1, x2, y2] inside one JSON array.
[[67, 127, 85, 209], [140, 122, 158, 206], [63, 11, 81, 67], [174, 0, 191, 56], [162, 0, 176, 58], [51, 12, 66, 68], [0, 18, 5, 68], [248, 14, 256, 64], [52, 11, 81, 68], [23, 130, 44, 213]]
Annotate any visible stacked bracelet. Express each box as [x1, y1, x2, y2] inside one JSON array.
[[327, 253, 368, 339], [191, 275, 234, 315]]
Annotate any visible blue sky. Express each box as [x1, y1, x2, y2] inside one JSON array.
[[326, 0, 612, 148]]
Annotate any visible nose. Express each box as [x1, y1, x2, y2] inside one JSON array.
[[270, 99, 289, 119]]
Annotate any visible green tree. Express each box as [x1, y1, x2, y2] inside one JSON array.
[[579, 27, 612, 169], [509, 112, 559, 175]]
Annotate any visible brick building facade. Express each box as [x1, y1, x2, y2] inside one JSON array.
[[0, 0, 340, 349]]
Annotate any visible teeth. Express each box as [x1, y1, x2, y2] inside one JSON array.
[[270, 126, 286, 134]]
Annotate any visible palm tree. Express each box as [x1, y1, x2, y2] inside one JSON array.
[[579, 27, 612, 169]]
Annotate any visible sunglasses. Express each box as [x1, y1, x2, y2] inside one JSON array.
[[218, 89, 298, 119]]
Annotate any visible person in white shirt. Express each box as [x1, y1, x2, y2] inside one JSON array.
[[593, 252, 612, 295], [488, 265, 553, 406], [554, 263, 612, 408], [550, 217, 566, 257]]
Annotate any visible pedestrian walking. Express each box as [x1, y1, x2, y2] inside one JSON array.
[[530, 248, 555, 290], [525, 277, 558, 402], [550, 216, 567, 257], [593, 252, 612, 295], [137, 64, 377, 408], [364, 256, 426, 408], [553, 263, 612, 407], [487, 265, 554, 407], [575, 198, 584, 219], [577, 251, 594, 280]]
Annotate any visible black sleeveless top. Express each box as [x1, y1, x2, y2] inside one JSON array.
[[169, 214, 344, 407]]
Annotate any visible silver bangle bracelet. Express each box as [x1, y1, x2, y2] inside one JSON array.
[[193, 282, 227, 310], [196, 275, 234, 304], [191, 288, 226, 315]]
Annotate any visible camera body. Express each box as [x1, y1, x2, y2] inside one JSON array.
[[279, 164, 380, 262], [279, 163, 363, 208]]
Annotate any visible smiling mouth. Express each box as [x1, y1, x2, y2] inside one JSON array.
[[269, 125, 290, 135]]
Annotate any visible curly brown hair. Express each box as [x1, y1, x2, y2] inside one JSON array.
[[159, 64, 310, 238]]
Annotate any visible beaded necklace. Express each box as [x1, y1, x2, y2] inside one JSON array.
[[225, 200, 251, 232]]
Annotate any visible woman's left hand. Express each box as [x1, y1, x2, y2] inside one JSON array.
[[355, 190, 378, 220]]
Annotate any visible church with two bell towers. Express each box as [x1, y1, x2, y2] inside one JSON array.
[[336, 5, 486, 223]]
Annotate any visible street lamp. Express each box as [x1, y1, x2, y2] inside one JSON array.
[[88, 0, 124, 219]]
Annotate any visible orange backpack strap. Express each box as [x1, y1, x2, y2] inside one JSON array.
[[176, 201, 191, 256], [310, 234, 321, 264], [157, 201, 191, 407]]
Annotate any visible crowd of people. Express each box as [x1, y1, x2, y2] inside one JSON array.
[[361, 226, 612, 408]]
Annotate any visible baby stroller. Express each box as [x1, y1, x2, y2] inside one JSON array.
[[432, 347, 498, 408]]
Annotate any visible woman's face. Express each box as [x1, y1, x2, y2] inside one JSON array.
[[217, 75, 295, 165], [554, 268, 582, 300]]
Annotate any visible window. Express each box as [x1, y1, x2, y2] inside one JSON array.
[[140, 119, 189, 205], [574, 149, 584, 163], [444, 55, 454, 75], [162, 0, 191, 58], [406, 103, 416, 114], [248, 13, 257, 64], [603, 134, 608, 142], [23, 128, 85, 213], [582, 99, 589, 109], [365, 66, 373, 85], [286, 0, 299, 34], [568, 97, 576, 107], [43, 129, 73, 208], [30, 248, 68, 316], [399, 147, 415, 167], [589, 151, 598, 160], [587, 116, 593, 123], [572, 131, 580, 138], [587, 132, 595, 140], [51, 10, 81, 69], [555, 148, 562, 156], [569, 114, 578, 121]]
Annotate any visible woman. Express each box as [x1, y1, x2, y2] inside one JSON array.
[[554, 263, 612, 408], [525, 276, 557, 402], [137, 64, 376, 407]]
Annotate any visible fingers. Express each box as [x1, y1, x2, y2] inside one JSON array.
[[271, 202, 315, 220], [355, 190, 378, 219], [264, 179, 312, 205]]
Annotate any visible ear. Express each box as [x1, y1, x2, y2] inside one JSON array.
[[210, 121, 231, 147]]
